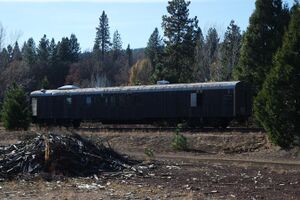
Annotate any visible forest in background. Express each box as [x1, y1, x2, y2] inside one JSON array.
[[0, 1, 242, 98], [0, 0, 299, 147]]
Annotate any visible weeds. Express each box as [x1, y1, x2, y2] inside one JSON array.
[[144, 147, 155, 159]]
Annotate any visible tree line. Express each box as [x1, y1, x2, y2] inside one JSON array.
[[0, 0, 299, 148]]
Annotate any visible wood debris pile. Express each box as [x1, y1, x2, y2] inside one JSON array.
[[0, 133, 136, 179]]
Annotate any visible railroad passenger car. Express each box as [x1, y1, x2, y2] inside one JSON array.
[[30, 81, 251, 128]]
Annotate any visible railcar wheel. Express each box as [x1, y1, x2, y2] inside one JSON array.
[[220, 121, 230, 129]]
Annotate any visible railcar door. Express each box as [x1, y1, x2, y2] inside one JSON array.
[[221, 89, 234, 117], [189, 91, 204, 119]]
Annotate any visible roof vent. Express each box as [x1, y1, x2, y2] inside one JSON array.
[[157, 80, 170, 85], [57, 85, 80, 90]]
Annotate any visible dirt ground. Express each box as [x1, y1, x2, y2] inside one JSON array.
[[0, 127, 299, 200]]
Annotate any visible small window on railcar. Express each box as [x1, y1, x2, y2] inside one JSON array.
[[86, 96, 92, 105], [66, 97, 72, 105], [190, 93, 197, 107], [31, 98, 37, 116]]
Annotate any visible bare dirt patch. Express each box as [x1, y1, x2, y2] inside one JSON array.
[[0, 128, 299, 200]]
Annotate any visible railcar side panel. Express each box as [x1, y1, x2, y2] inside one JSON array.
[[30, 81, 251, 127]]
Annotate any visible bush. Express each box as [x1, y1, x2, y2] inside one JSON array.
[[171, 125, 187, 151], [1, 83, 31, 130], [144, 148, 155, 159]]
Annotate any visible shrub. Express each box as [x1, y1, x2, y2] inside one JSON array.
[[1, 83, 31, 130], [144, 148, 155, 159], [171, 125, 187, 151]]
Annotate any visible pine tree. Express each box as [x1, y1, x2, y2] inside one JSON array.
[[160, 0, 199, 83], [46, 38, 58, 88], [193, 28, 207, 81], [69, 34, 80, 62], [145, 28, 164, 69], [57, 34, 80, 62], [37, 34, 50, 63], [1, 83, 31, 130], [49, 38, 57, 65], [254, 3, 300, 148], [12, 42, 22, 61], [204, 27, 220, 81], [126, 44, 133, 67], [220, 20, 242, 81], [94, 11, 111, 61], [0, 48, 9, 68], [57, 37, 71, 62], [112, 30, 122, 61], [22, 38, 37, 66], [7, 44, 13, 62], [234, 0, 290, 95]]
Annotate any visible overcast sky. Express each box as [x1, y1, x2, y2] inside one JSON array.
[[0, 0, 295, 51]]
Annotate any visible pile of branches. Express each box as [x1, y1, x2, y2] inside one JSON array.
[[0, 133, 136, 179]]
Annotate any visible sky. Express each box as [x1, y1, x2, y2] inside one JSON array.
[[0, 0, 295, 51]]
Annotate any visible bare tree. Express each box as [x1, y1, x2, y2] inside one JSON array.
[[9, 30, 23, 45], [0, 22, 5, 50]]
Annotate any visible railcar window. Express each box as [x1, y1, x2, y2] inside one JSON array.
[[191, 93, 203, 107], [190, 93, 197, 107], [86, 96, 92, 105], [66, 97, 72, 105], [32, 98, 37, 116]]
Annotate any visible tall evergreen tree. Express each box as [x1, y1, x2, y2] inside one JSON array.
[[49, 38, 57, 65], [57, 37, 71, 62], [112, 30, 122, 61], [22, 38, 37, 66], [234, 0, 290, 95], [57, 34, 80, 62], [47, 38, 58, 88], [220, 20, 242, 81], [7, 44, 13, 62], [69, 34, 80, 62], [94, 11, 110, 61], [12, 42, 22, 61], [204, 27, 220, 81], [37, 34, 50, 63], [145, 27, 164, 69], [126, 44, 133, 67], [254, 3, 300, 147], [193, 28, 207, 81], [160, 0, 199, 83], [0, 48, 9, 68]]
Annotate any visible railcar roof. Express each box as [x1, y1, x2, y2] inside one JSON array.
[[30, 81, 240, 96]]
